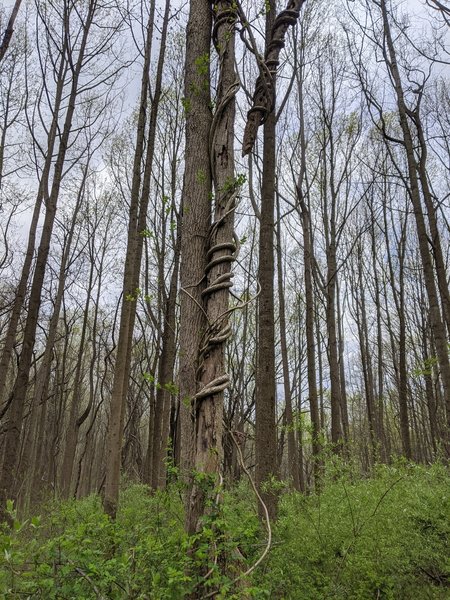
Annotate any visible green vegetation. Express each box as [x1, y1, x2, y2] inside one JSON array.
[[1, 462, 449, 599]]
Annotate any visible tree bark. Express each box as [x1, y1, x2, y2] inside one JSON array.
[[185, 0, 239, 536], [276, 192, 300, 490], [178, 0, 212, 488], [255, 0, 279, 522], [103, 0, 170, 517]]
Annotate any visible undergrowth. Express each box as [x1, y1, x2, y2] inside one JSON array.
[[0, 461, 448, 598]]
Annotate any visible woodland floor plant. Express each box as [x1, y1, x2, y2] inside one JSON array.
[[0, 461, 448, 599]]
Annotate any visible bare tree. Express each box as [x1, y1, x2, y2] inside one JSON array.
[[0, 0, 123, 518], [0, 0, 23, 63]]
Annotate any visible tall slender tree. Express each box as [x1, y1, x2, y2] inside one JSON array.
[[103, 0, 171, 518]]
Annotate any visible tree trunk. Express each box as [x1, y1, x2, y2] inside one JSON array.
[[178, 0, 212, 490], [255, 0, 279, 522], [103, 0, 170, 517], [0, 53, 68, 407], [185, 0, 239, 536], [0, 0, 23, 63], [60, 246, 96, 498], [151, 224, 181, 489], [276, 192, 300, 490], [27, 176, 86, 501]]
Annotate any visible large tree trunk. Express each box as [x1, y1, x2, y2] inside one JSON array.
[[178, 0, 212, 488], [185, 0, 239, 537], [241, 0, 304, 514]]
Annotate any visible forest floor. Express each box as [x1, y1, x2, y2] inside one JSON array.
[[1, 461, 449, 599]]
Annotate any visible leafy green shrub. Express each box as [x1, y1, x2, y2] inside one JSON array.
[[0, 462, 448, 599], [257, 461, 450, 599], [0, 486, 191, 599]]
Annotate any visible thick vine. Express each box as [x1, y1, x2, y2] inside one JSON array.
[[242, 0, 306, 155]]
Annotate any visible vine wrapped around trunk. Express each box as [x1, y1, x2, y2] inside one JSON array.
[[185, 0, 240, 536], [242, 0, 305, 155]]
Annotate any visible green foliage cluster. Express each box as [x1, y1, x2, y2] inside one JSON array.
[[0, 486, 191, 599], [0, 462, 448, 599], [258, 461, 450, 599]]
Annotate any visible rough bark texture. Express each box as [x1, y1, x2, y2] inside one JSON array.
[[254, 0, 279, 522], [178, 0, 212, 485], [185, 0, 239, 537]]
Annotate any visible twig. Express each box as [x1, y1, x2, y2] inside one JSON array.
[[67, 558, 106, 599]]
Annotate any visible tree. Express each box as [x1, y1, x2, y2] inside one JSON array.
[[0, 0, 23, 63], [376, 0, 450, 454], [243, 0, 305, 521], [177, 0, 212, 514], [103, 0, 171, 518], [0, 0, 122, 518]]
